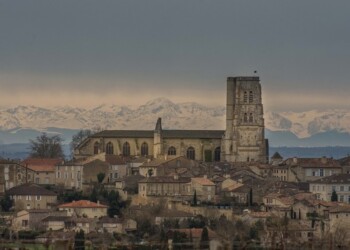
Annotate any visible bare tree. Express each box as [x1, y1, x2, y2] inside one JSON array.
[[29, 133, 64, 158], [70, 129, 92, 153]]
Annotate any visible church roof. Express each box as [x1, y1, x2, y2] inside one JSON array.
[[92, 130, 224, 139]]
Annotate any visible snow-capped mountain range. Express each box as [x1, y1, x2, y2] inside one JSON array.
[[0, 97, 349, 146]]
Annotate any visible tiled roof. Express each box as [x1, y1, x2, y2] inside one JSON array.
[[91, 130, 224, 139], [58, 200, 108, 208], [99, 216, 123, 224], [285, 157, 341, 168], [105, 155, 127, 165], [22, 158, 63, 172], [191, 178, 215, 186], [271, 152, 283, 159], [329, 205, 350, 213], [83, 159, 110, 168], [7, 183, 56, 196], [139, 176, 191, 184], [42, 216, 70, 222], [310, 174, 350, 184], [0, 158, 18, 164]]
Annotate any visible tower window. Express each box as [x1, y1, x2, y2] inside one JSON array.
[[168, 146, 176, 156], [243, 91, 248, 103], [106, 142, 114, 155], [214, 147, 221, 162], [94, 142, 99, 155], [249, 91, 253, 103], [244, 113, 248, 123], [187, 147, 195, 160], [249, 113, 253, 123], [141, 142, 148, 156], [123, 142, 130, 156]]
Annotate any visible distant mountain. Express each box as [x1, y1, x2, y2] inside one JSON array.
[[0, 98, 349, 146]]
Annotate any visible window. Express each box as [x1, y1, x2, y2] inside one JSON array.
[[243, 91, 248, 103], [35, 177, 40, 184], [77, 171, 81, 180], [114, 173, 118, 178], [214, 147, 221, 162], [65, 173, 68, 179], [249, 113, 253, 123], [94, 142, 99, 154], [187, 147, 195, 160], [340, 186, 344, 192], [22, 220, 28, 227], [340, 195, 344, 202], [123, 142, 130, 156], [71, 172, 74, 179], [26, 196, 31, 201], [141, 142, 148, 156], [57, 172, 61, 179], [320, 168, 324, 177], [36, 195, 41, 201], [168, 146, 176, 156], [249, 91, 253, 103], [106, 142, 114, 155], [243, 113, 248, 122], [332, 186, 336, 191]]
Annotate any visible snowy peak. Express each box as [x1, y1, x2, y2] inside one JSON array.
[[0, 99, 349, 140]]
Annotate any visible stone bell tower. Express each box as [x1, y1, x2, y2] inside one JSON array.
[[222, 76, 268, 163]]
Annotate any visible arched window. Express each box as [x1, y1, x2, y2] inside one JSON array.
[[187, 147, 195, 160], [214, 147, 221, 162], [106, 142, 114, 155], [249, 91, 253, 103], [168, 146, 176, 156], [244, 113, 248, 123], [94, 142, 99, 155], [123, 142, 130, 156], [243, 91, 248, 103], [249, 113, 253, 123], [141, 142, 148, 156]]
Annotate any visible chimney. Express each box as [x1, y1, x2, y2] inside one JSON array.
[[203, 175, 207, 179], [293, 157, 298, 164], [174, 174, 179, 180], [97, 200, 100, 205]]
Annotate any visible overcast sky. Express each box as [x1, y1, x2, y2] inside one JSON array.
[[0, 0, 349, 111]]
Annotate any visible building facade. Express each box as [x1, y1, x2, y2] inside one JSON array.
[[74, 77, 268, 163]]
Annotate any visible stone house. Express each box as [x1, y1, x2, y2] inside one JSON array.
[[191, 177, 216, 201], [42, 216, 71, 231], [105, 155, 128, 183], [55, 161, 83, 190], [7, 183, 57, 210], [58, 200, 108, 218], [98, 216, 123, 233], [22, 158, 63, 185], [82, 159, 110, 185], [138, 176, 191, 198], [309, 173, 350, 202], [263, 192, 294, 216], [328, 205, 350, 234], [0, 158, 35, 194], [282, 157, 342, 182], [12, 209, 66, 231], [115, 174, 144, 200], [271, 165, 289, 181]]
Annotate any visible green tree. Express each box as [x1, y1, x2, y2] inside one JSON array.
[[200, 227, 209, 249], [74, 230, 85, 250], [97, 172, 105, 184], [108, 201, 120, 218], [172, 231, 187, 250], [89, 187, 98, 202], [193, 190, 197, 206], [331, 190, 338, 202], [0, 194, 13, 212], [29, 133, 64, 158]]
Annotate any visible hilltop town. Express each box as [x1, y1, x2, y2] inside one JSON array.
[[1, 77, 350, 249]]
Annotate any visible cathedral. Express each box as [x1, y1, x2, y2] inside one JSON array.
[[75, 76, 268, 163]]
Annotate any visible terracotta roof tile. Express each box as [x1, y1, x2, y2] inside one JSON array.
[[22, 158, 62, 172], [58, 200, 108, 208], [191, 178, 215, 186], [7, 183, 56, 196]]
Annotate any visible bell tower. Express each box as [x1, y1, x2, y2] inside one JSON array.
[[222, 76, 268, 163]]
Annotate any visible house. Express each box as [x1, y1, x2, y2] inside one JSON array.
[[282, 157, 342, 182], [22, 158, 63, 185], [0, 158, 35, 194], [191, 177, 216, 201], [328, 205, 350, 234], [270, 152, 283, 166], [263, 192, 294, 216], [105, 155, 128, 183], [70, 217, 96, 233], [55, 161, 83, 190], [58, 200, 108, 218], [99, 216, 123, 233], [115, 174, 144, 200], [42, 216, 71, 231], [138, 176, 191, 198], [309, 173, 350, 202], [12, 209, 67, 231], [82, 159, 110, 185], [7, 183, 57, 210]]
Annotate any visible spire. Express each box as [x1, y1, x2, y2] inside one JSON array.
[[155, 117, 162, 132]]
